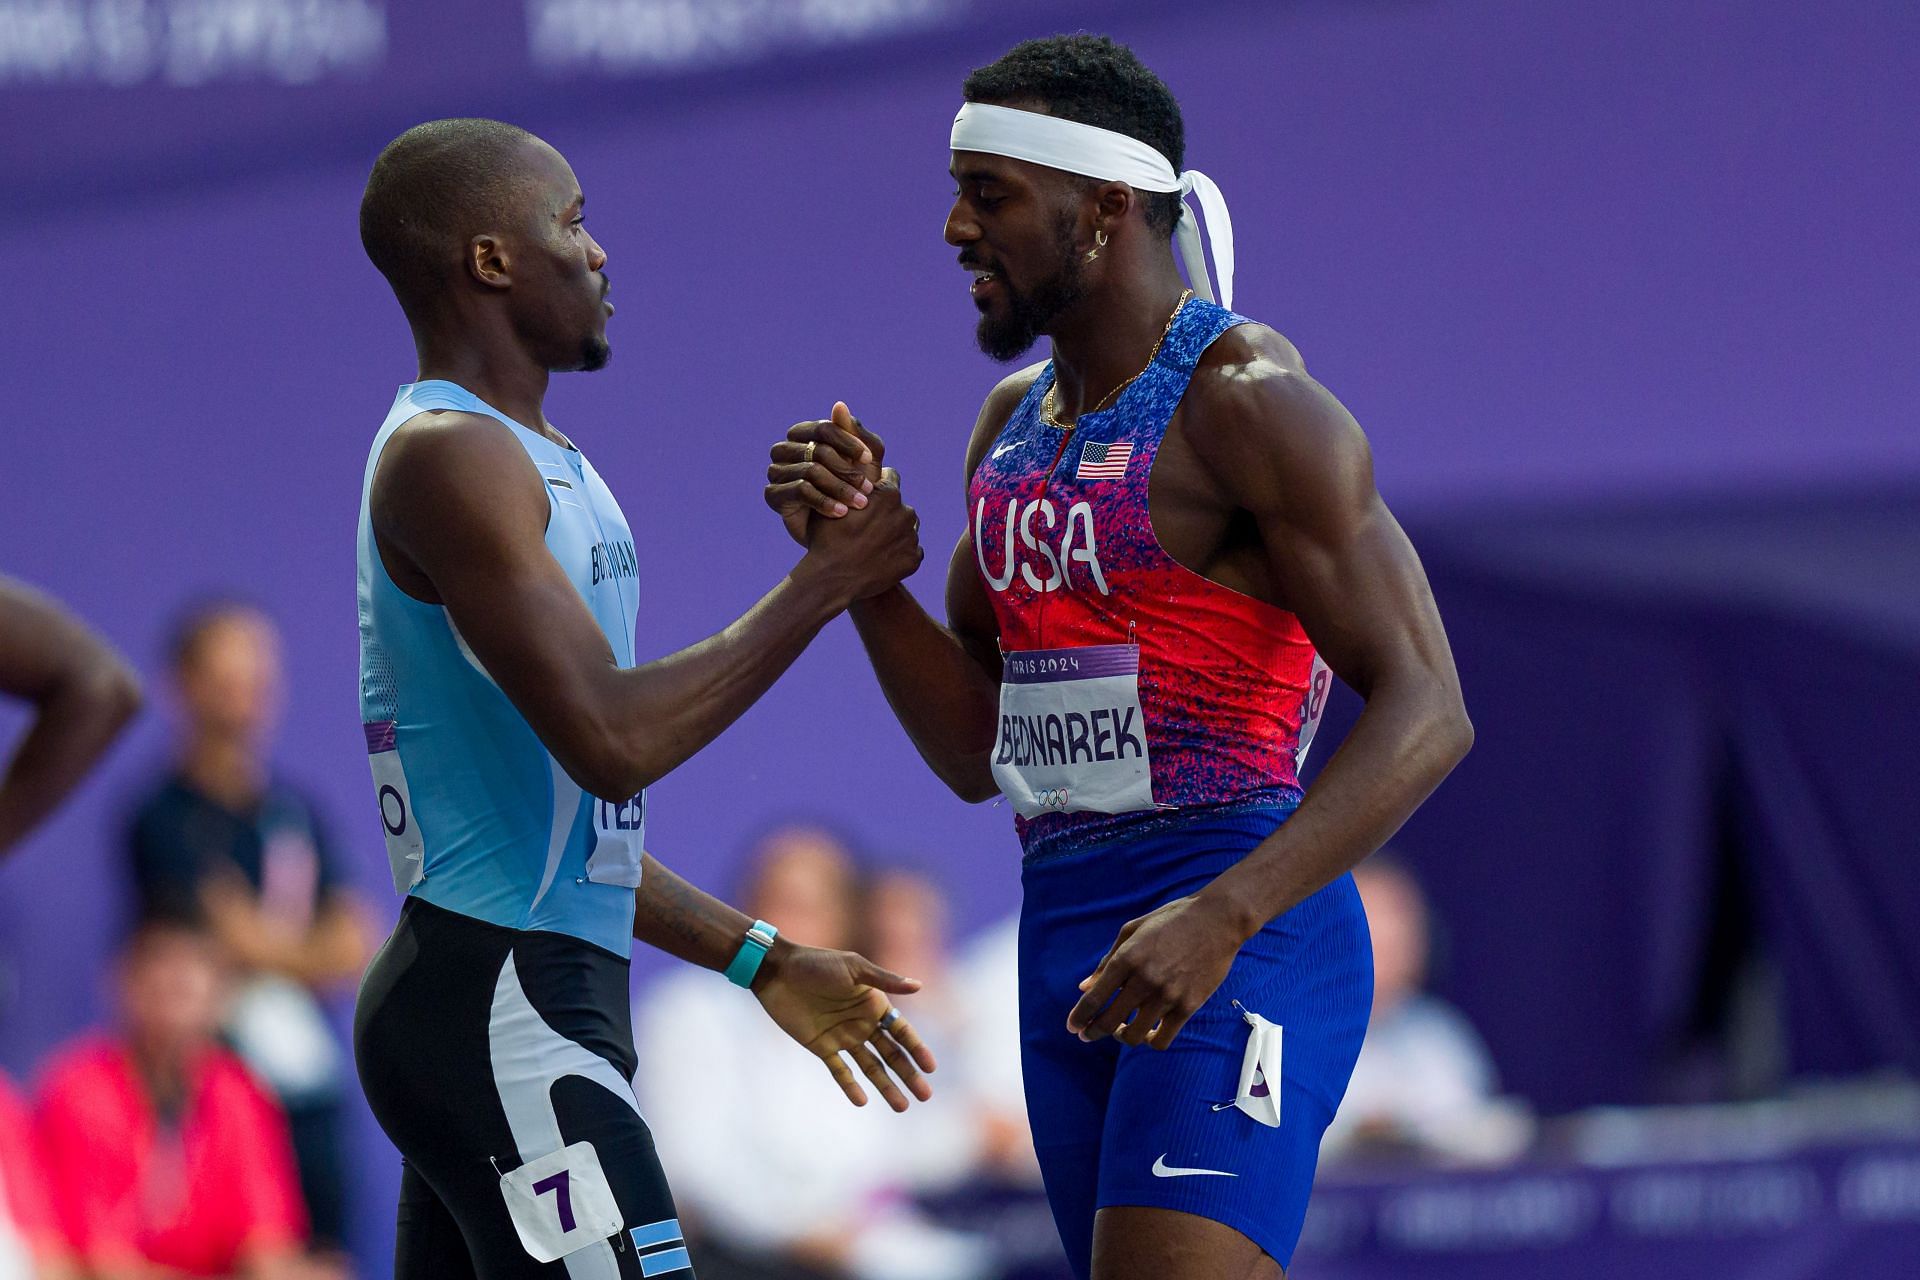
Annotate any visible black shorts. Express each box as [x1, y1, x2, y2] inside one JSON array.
[[356, 898, 693, 1280]]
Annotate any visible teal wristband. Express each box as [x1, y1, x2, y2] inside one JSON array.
[[724, 920, 778, 989]]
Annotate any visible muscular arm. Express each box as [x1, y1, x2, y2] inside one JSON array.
[[829, 375, 1039, 801], [1187, 332, 1472, 934], [1065, 330, 1470, 1047], [0, 577, 142, 857], [846, 535, 1003, 802], [373, 413, 909, 800]]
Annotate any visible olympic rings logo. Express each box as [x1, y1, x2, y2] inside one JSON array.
[[1036, 787, 1072, 809], [378, 784, 408, 836]]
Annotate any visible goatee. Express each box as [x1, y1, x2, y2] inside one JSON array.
[[975, 214, 1086, 363]]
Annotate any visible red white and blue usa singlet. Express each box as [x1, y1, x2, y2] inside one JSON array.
[[970, 298, 1332, 859]]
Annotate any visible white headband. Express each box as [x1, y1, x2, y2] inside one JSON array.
[[950, 101, 1235, 309]]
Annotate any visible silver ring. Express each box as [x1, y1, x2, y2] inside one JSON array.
[[803, 441, 816, 465], [879, 1007, 903, 1031]]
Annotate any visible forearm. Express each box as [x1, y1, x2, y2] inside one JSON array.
[[631, 853, 791, 983], [594, 564, 848, 798], [848, 587, 1000, 801], [1201, 680, 1471, 936], [201, 891, 308, 979], [285, 902, 371, 986], [0, 660, 140, 855]]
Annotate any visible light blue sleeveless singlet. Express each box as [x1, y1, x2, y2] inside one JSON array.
[[356, 380, 645, 957]]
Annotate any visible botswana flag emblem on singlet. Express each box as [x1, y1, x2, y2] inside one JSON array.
[[1076, 440, 1134, 481]]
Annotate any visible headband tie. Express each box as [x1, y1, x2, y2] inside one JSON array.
[[950, 101, 1235, 309]]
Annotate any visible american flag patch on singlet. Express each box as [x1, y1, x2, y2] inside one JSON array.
[[1076, 440, 1134, 480]]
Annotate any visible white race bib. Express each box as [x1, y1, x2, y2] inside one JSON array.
[[365, 721, 424, 893], [499, 1140, 625, 1263], [992, 644, 1155, 819], [1209, 1001, 1283, 1128], [1295, 653, 1332, 771], [586, 790, 646, 888], [1232, 1005, 1283, 1128]]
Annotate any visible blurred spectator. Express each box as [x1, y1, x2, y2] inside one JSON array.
[[635, 825, 990, 1280], [860, 868, 991, 1189], [123, 602, 371, 1259], [0, 1073, 71, 1280], [946, 914, 1040, 1186], [34, 919, 315, 1280], [1321, 856, 1531, 1166]]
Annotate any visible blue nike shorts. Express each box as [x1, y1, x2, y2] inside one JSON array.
[[1017, 806, 1372, 1276]]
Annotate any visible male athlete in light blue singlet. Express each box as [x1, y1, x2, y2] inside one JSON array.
[[769, 37, 1472, 1280], [352, 119, 932, 1280]]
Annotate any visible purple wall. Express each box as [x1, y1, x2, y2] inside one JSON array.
[[0, 0, 1914, 1266]]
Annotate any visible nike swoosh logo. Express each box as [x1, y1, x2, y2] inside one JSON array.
[[1151, 1154, 1237, 1179], [991, 442, 1020, 460]]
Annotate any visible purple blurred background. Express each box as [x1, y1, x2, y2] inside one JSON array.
[[3, 0, 1916, 1272]]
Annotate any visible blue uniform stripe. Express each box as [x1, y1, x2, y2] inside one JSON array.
[[639, 1245, 692, 1276], [629, 1218, 683, 1250]]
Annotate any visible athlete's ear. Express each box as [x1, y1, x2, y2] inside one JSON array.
[[467, 234, 513, 291], [1092, 180, 1134, 230]]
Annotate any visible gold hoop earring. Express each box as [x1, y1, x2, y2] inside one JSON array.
[[1084, 229, 1109, 263]]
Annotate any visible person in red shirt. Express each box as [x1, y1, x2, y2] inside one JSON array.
[[1, 1072, 73, 1280], [35, 918, 314, 1280]]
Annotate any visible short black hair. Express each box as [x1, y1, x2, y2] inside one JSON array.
[[360, 118, 539, 314], [963, 34, 1186, 236]]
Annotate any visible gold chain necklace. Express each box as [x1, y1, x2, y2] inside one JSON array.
[[1039, 290, 1193, 430]]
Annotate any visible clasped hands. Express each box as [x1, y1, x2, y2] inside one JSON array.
[[765, 403, 903, 557]]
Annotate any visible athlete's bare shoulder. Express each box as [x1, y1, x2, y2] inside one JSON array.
[[1179, 322, 1374, 512], [1190, 321, 1309, 397], [376, 410, 542, 508], [962, 361, 1047, 483], [372, 409, 550, 600]]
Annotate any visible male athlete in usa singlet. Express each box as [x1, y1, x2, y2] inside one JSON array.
[[769, 37, 1471, 1280], [968, 293, 1373, 1272], [967, 296, 1332, 855]]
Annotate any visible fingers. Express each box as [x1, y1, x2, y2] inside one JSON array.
[[871, 1025, 934, 1102], [829, 402, 887, 466], [1066, 960, 1128, 1038], [846, 1042, 911, 1113], [1115, 996, 1176, 1048], [1145, 1005, 1199, 1051], [766, 460, 870, 513], [884, 1014, 938, 1076], [765, 477, 850, 519], [785, 420, 873, 472], [819, 1048, 869, 1108], [851, 956, 921, 996], [771, 438, 872, 487], [1080, 983, 1151, 1043]]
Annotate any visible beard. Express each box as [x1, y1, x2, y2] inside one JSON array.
[[975, 213, 1086, 363], [578, 335, 611, 372]]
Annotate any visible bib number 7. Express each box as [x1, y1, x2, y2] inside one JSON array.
[[499, 1140, 623, 1262]]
